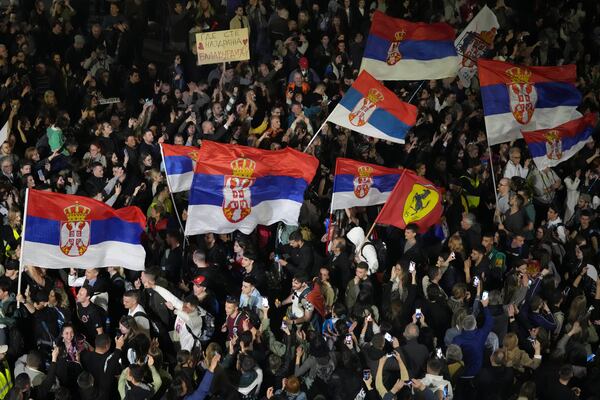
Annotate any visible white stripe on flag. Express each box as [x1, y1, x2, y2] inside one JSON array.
[[327, 104, 404, 144], [486, 107, 582, 145], [360, 56, 459, 81], [168, 172, 194, 193], [185, 199, 302, 235], [331, 189, 391, 211], [21, 241, 146, 271]]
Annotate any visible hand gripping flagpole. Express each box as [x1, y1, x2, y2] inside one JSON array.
[[16, 188, 30, 309], [159, 144, 189, 249]]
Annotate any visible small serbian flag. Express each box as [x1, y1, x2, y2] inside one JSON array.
[[375, 170, 442, 233], [332, 158, 401, 210], [186, 141, 319, 235], [326, 70, 417, 143], [21, 190, 146, 270], [522, 113, 597, 170], [161, 143, 200, 193], [361, 11, 458, 81], [478, 59, 582, 145]]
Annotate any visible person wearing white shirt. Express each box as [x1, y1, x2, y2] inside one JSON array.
[[123, 290, 150, 336], [504, 147, 530, 179], [152, 285, 205, 352], [546, 205, 567, 244], [418, 358, 453, 399]]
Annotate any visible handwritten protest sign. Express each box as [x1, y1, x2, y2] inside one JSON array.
[[195, 28, 250, 65]]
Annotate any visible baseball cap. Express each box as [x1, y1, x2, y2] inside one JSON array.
[[299, 57, 309, 69], [192, 275, 206, 286]]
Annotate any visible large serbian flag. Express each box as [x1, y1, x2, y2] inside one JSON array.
[[478, 59, 582, 145], [332, 158, 401, 211], [522, 113, 597, 170], [21, 190, 146, 270], [161, 143, 200, 193], [361, 11, 458, 80], [375, 170, 442, 233], [185, 141, 319, 235], [326, 71, 417, 144]]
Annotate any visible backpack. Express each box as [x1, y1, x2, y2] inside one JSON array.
[[359, 239, 388, 271], [185, 309, 216, 346], [199, 310, 215, 341]]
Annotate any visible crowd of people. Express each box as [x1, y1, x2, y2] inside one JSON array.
[[0, 0, 599, 399]]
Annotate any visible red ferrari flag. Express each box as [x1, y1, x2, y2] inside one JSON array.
[[375, 170, 442, 233]]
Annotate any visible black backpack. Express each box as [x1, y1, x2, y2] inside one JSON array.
[[360, 239, 388, 271]]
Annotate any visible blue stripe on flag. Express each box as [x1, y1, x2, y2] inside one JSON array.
[[481, 82, 582, 116], [189, 174, 309, 207], [339, 87, 412, 140], [334, 173, 400, 193], [528, 127, 594, 157], [364, 35, 456, 61], [25, 216, 144, 246], [164, 155, 194, 175]]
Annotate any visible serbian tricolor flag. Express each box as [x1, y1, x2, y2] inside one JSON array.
[[326, 71, 417, 143], [522, 113, 597, 170], [21, 190, 146, 270], [478, 59, 582, 145], [332, 158, 401, 211], [375, 170, 442, 233], [361, 11, 458, 81], [161, 143, 200, 193], [185, 141, 318, 235]]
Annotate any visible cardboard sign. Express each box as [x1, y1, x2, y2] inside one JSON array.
[[195, 28, 250, 65]]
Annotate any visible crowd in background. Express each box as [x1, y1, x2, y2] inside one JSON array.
[[0, 0, 599, 400]]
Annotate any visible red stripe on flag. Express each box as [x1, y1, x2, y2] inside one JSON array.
[[370, 11, 455, 41], [351, 71, 418, 126], [478, 59, 577, 87]]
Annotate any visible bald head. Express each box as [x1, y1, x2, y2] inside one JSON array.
[[403, 323, 419, 340]]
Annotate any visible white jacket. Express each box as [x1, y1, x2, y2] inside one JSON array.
[[420, 373, 453, 399], [347, 227, 379, 275], [153, 285, 204, 351]]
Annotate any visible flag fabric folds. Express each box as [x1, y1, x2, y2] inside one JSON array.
[[22, 189, 147, 270], [332, 158, 401, 211], [478, 59, 582, 145], [522, 113, 597, 170], [375, 170, 442, 233], [454, 5, 499, 87], [326, 70, 417, 144], [361, 11, 458, 80], [185, 141, 319, 235], [161, 143, 200, 193]]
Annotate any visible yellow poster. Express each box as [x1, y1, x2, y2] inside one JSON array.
[[195, 28, 250, 65]]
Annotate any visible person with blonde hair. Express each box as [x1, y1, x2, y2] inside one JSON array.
[[502, 332, 542, 373]]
